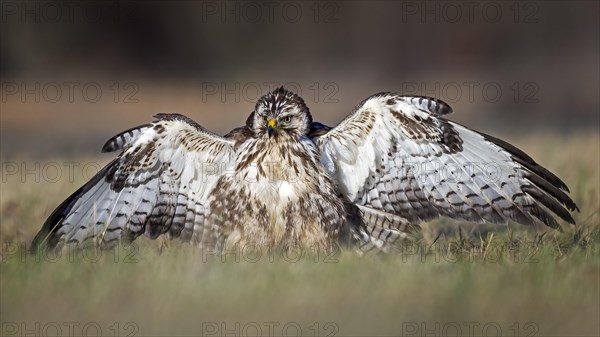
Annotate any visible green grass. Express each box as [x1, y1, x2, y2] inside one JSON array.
[[1, 132, 599, 336]]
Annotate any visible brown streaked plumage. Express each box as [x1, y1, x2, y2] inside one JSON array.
[[32, 87, 579, 254]]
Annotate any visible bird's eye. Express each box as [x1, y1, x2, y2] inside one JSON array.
[[282, 116, 291, 123]]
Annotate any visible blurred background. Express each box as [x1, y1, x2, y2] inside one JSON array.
[[1, 2, 599, 336], [1, 0, 598, 159]]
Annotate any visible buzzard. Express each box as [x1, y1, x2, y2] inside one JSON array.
[[32, 87, 578, 253]]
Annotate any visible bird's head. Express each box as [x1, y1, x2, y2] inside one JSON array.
[[249, 87, 312, 140]]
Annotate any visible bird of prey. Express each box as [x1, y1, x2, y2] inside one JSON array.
[[32, 87, 578, 253]]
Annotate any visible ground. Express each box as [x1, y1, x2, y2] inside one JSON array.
[[1, 132, 598, 337]]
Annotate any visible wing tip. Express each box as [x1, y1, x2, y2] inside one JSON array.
[[476, 129, 578, 226], [481, 131, 573, 194], [101, 141, 117, 153], [32, 160, 119, 251], [31, 196, 72, 251]]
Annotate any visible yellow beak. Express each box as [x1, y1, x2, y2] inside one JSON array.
[[267, 119, 277, 137]]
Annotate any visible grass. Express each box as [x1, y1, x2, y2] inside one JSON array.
[[1, 132, 599, 337]]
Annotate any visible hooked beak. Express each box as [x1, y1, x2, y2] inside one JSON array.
[[267, 119, 277, 137]]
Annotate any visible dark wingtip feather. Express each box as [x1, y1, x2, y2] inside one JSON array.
[[524, 172, 579, 212], [522, 185, 576, 226], [509, 205, 537, 227], [474, 130, 579, 226], [101, 140, 117, 153], [31, 202, 70, 250], [31, 187, 83, 251], [31, 160, 119, 251], [480, 132, 571, 192], [526, 202, 562, 230]]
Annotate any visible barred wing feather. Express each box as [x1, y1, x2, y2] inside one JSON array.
[[314, 93, 578, 249], [32, 113, 235, 250]]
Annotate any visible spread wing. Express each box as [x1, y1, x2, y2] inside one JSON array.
[[314, 93, 578, 250], [32, 114, 237, 250]]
